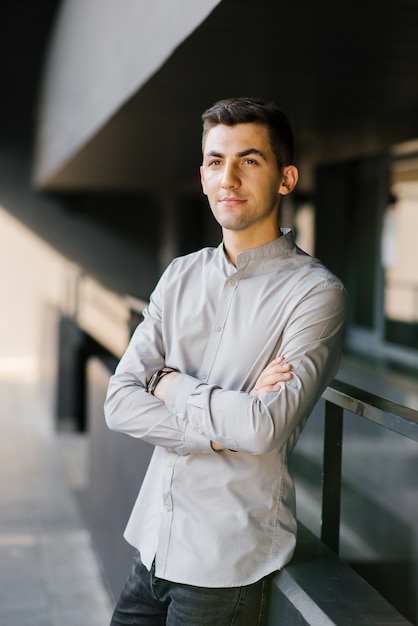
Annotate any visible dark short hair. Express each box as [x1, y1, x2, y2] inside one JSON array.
[[201, 96, 294, 168]]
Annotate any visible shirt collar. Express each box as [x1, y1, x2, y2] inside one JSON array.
[[218, 228, 295, 269]]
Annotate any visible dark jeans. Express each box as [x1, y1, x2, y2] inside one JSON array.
[[110, 551, 269, 626]]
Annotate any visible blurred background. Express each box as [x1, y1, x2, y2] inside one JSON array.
[[1, 0, 418, 623]]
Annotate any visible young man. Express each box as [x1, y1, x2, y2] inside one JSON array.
[[105, 97, 347, 625]]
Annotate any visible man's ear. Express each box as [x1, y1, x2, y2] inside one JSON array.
[[279, 165, 298, 195]]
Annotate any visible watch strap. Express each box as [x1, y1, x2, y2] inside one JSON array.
[[147, 367, 176, 395]]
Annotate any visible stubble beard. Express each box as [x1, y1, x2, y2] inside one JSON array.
[[214, 201, 278, 233]]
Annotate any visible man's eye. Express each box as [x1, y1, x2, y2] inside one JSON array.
[[208, 160, 221, 167], [244, 158, 257, 165]]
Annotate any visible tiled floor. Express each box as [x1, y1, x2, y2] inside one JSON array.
[[0, 379, 114, 626]]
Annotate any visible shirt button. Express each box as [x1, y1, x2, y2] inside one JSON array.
[[198, 427, 203, 435], [168, 461, 173, 468], [215, 324, 222, 332], [202, 372, 207, 380], [229, 279, 235, 286], [165, 505, 172, 512]]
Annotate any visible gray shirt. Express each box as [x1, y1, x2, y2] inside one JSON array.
[[105, 230, 347, 587]]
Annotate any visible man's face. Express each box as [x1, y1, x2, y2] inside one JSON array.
[[200, 123, 285, 234]]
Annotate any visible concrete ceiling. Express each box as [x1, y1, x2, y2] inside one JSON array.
[[4, 0, 418, 194]]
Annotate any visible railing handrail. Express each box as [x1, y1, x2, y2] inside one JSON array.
[[323, 378, 418, 442], [320, 378, 418, 553]]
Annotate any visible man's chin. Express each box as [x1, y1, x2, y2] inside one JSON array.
[[218, 218, 249, 232], [213, 210, 250, 232]]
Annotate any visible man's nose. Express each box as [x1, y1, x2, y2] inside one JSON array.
[[221, 162, 240, 188]]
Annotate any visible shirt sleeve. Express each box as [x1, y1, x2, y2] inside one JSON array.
[[164, 280, 347, 455], [104, 271, 214, 456]]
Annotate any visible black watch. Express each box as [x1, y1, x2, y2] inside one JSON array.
[[147, 367, 176, 395]]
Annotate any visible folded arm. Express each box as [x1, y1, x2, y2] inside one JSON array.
[[105, 280, 346, 456], [154, 357, 293, 451]]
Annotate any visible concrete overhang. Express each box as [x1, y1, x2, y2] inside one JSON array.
[[33, 0, 418, 192]]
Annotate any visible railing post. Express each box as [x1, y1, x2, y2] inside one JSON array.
[[321, 400, 344, 553]]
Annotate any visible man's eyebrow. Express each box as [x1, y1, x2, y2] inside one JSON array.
[[237, 148, 268, 161], [204, 148, 268, 161], [205, 150, 224, 158]]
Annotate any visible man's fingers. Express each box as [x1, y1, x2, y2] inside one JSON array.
[[250, 358, 293, 396], [257, 368, 292, 387]]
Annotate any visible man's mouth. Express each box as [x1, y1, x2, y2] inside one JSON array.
[[220, 197, 246, 205]]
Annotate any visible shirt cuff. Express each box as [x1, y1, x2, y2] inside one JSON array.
[[164, 373, 215, 455]]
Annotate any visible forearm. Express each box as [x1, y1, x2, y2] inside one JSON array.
[[105, 370, 214, 455], [104, 299, 213, 455]]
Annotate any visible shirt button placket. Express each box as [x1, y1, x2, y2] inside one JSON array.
[[199, 274, 238, 384]]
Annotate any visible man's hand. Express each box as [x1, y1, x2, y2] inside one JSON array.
[[153, 371, 180, 401], [249, 356, 292, 396], [211, 356, 293, 451], [211, 441, 225, 451]]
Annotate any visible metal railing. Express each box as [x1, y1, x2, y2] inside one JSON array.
[[320, 379, 418, 553]]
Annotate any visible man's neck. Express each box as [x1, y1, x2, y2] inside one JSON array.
[[223, 227, 281, 266]]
